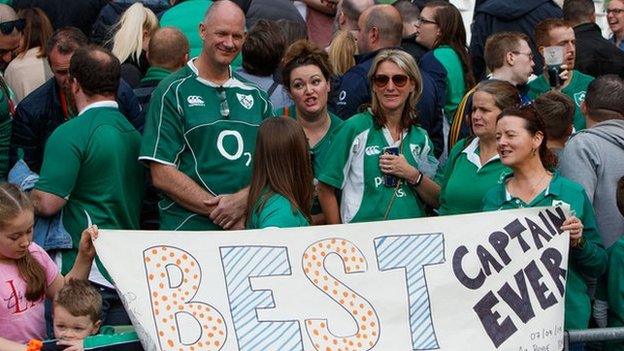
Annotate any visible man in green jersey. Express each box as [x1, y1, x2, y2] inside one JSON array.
[[139, 0, 274, 231], [528, 18, 594, 131], [31, 46, 144, 326]]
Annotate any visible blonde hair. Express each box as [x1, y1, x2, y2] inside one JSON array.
[[328, 30, 357, 76], [110, 3, 158, 64]]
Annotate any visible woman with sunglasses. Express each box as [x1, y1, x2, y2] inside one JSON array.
[[246, 118, 313, 229], [435, 80, 518, 215], [318, 49, 439, 224], [415, 1, 475, 142], [483, 104, 607, 349], [278, 40, 343, 225]]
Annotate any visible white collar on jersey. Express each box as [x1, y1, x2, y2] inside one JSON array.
[[78, 100, 119, 116]]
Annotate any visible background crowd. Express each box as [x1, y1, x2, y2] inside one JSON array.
[[0, 0, 623, 350]]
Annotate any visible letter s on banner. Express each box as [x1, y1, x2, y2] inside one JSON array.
[[143, 246, 227, 350], [302, 238, 380, 351]]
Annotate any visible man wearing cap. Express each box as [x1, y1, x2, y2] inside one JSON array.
[[559, 75, 624, 249]]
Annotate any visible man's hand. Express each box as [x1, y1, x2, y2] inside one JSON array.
[[204, 188, 249, 230]]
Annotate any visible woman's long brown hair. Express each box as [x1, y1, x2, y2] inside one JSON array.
[[246, 118, 314, 225], [0, 183, 46, 301]]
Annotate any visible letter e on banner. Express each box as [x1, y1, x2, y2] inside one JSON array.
[[143, 246, 227, 350], [302, 239, 380, 350]]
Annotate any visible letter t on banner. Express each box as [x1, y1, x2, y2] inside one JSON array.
[[143, 246, 227, 350], [374, 234, 445, 350]]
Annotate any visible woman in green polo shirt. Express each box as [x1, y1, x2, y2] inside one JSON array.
[[483, 104, 607, 344], [318, 49, 439, 224], [278, 40, 343, 225], [435, 80, 518, 215], [246, 118, 313, 229]]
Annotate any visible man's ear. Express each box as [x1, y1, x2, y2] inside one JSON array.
[[92, 320, 102, 335], [369, 26, 379, 45], [506, 51, 515, 66], [580, 100, 588, 117]]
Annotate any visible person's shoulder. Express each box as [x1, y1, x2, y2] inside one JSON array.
[[341, 111, 374, 131], [17, 78, 55, 109], [554, 173, 587, 195], [229, 73, 271, 98], [153, 64, 195, 95], [573, 70, 595, 85]]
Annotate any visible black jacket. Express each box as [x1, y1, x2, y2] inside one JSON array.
[[11, 78, 144, 173], [469, 0, 563, 81], [12, 0, 109, 36], [574, 23, 624, 79]]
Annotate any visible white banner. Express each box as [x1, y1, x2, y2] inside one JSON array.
[[95, 207, 570, 351]]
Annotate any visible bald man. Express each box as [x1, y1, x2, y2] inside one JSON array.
[[0, 4, 22, 71], [335, 0, 374, 32], [139, 0, 274, 231]]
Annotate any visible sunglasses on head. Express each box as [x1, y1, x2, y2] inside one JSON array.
[[0, 19, 25, 35], [372, 74, 409, 88]]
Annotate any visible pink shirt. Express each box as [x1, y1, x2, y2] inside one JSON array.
[[0, 243, 58, 343]]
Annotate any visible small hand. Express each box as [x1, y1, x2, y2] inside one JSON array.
[[561, 216, 583, 247], [56, 339, 85, 351], [77, 225, 98, 260], [379, 154, 418, 181]]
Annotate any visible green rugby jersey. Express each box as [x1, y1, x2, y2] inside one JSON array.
[[435, 138, 510, 215], [247, 192, 309, 229], [278, 105, 343, 215], [528, 70, 594, 131], [318, 110, 434, 223], [483, 172, 607, 330], [140, 61, 274, 230], [433, 45, 467, 124]]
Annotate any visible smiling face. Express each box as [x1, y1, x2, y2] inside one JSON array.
[[496, 115, 542, 168], [608, 0, 624, 36], [372, 60, 415, 114], [471, 91, 501, 140], [199, 4, 246, 69], [289, 64, 331, 120], [414, 6, 439, 49], [0, 210, 34, 261], [53, 305, 100, 341]]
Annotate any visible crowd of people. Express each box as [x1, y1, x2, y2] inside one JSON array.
[[0, 0, 623, 350]]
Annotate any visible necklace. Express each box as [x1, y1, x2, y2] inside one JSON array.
[[508, 171, 552, 203]]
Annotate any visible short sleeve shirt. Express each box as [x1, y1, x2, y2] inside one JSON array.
[[35, 103, 144, 281], [0, 243, 58, 343], [247, 193, 310, 229], [318, 110, 435, 223], [436, 138, 510, 215], [139, 61, 274, 230], [528, 70, 594, 131]]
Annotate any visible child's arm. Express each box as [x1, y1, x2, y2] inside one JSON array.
[[46, 226, 99, 299], [0, 337, 26, 351]]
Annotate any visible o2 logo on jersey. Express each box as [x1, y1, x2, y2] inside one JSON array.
[[217, 130, 252, 166]]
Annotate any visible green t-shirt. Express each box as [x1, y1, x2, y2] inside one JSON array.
[[278, 106, 344, 215], [318, 110, 434, 223], [139, 61, 274, 230], [247, 192, 309, 229], [604, 238, 624, 351], [483, 172, 607, 330], [83, 325, 139, 349], [528, 70, 594, 131], [435, 138, 510, 215], [35, 104, 144, 281], [433, 45, 467, 124]]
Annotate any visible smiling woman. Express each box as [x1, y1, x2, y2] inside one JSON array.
[[317, 49, 439, 224]]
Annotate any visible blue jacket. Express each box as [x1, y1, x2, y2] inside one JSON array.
[[330, 49, 445, 157], [11, 78, 144, 173], [469, 0, 562, 81]]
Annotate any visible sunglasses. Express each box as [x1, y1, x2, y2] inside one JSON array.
[[216, 87, 230, 119], [0, 19, 25, 35], [372, 74, 409, 88]]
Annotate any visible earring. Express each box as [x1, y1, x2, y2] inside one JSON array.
[[531, 148, 537, 156]]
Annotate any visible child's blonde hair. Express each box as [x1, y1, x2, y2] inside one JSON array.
[[110, 3, 159, 64], [328, 30, 357, 76], [54, 279, 102, 323], [0, 183, 44, 302]]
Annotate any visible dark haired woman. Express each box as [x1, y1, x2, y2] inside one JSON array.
[[318, 49, 439, 224], [483, 105, 607, 349], [278, 40, 342, 224], [435, 80, 518, 215], [246, 118, 313, 229], [415, 1, 475, 148]]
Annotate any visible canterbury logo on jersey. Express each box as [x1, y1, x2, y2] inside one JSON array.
[[365, 145, 382, 156], [237, 93, 254, 109], [187, 95, 205, 107]]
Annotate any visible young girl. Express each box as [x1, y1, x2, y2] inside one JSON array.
[[246, 118, 314, 229], [0, 183, 97, 350]]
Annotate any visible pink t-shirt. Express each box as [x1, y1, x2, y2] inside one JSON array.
[[0, 243, 59, 343]]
